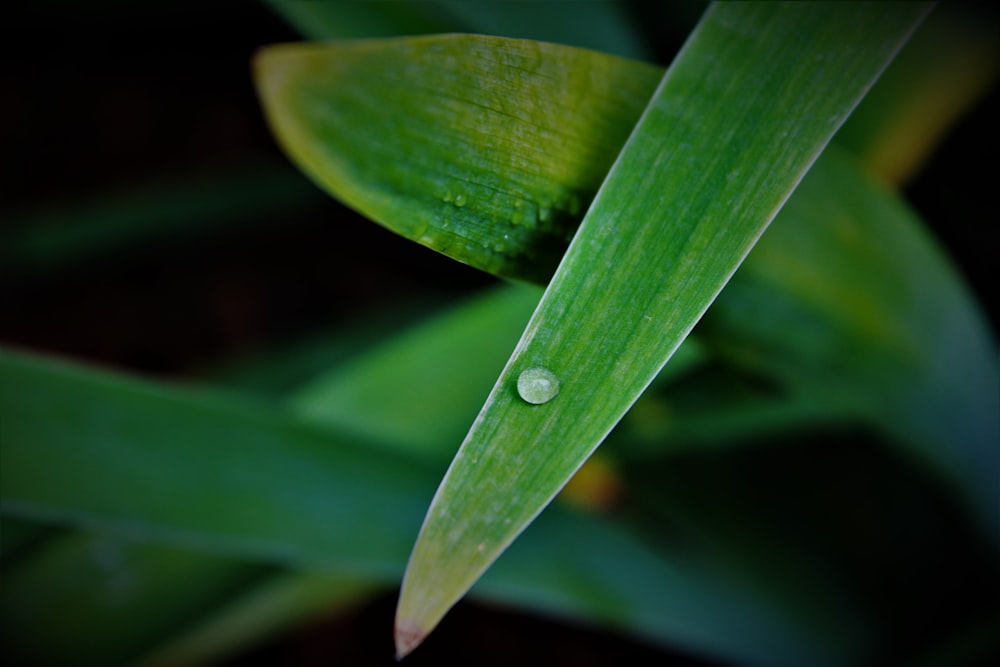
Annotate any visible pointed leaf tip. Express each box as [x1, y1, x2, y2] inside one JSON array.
[[391, 1, 932, 653], [394, 617, 426, 660]]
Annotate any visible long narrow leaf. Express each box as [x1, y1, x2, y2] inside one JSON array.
[[135, 570, 372, 667], [395, 3, 930, 655], [262, 0, 651, 61], [262, 0, 459, 41], [288, 285, 542, 459], [0, 531, 266, 666], [704, 144, 1000, 539], [435, 0, 651, 60], [0, 348, 849, 665], [0, 348, 434, 574], [287, 284, 706, 461], [0, 161, 320, 271], [257, 12, 995, 543]]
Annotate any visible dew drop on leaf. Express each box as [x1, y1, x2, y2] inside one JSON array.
[[517, 367, 560, 404]]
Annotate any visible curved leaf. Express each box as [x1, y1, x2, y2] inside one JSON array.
[[705, 145, 1000, 538], [255, 34, 661, 283]]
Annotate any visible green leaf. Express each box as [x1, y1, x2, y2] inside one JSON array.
[[258, 1, 995, 542], [611, 367, 848, 458], [262, 0, 460, 41], [478, 505, 856, 667], [0, 530, 266, 666], [393, 3, 930, 655], [134, 569, 372, 667], [262, 0, 651, 59], [0, 348, 842, 665], [0, 348, 435, 574], [202, 296, 444, 398], [282, 281, 707, 465], [0, 161, 321, 271], [703, 144, 1000, 540], [287, 285, 542, 459], [254, 34, 662, 283], [432, 0, 651, 60]]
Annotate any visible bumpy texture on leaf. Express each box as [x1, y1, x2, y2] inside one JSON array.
[[255, 35, 661, 283]]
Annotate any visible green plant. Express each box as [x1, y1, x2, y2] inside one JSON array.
[[2, 2, 998, 666]]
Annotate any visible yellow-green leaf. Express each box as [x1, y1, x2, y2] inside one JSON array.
[[255, 34, 662, 283]]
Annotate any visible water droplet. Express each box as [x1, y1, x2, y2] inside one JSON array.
[[454, 193, 467, 207], [443, 191, 454, 203], [517, 367, 560, 405]]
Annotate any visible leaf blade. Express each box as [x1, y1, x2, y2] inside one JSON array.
[[705, 144, 1000, 540], [254, 34, 662, 283], [395, 2, 931, 655], [0, 348, 842, 665]]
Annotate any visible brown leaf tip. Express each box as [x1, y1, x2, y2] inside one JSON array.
[[394, 617, 426, 660]]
